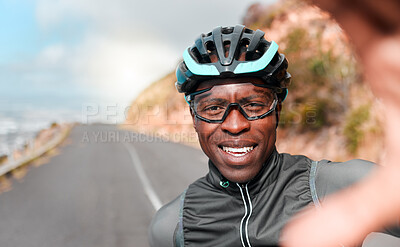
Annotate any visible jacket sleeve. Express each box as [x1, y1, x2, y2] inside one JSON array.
[[314, 159, 375, 199], [314, 159, 400, 237], [148, 194, 182, 247]]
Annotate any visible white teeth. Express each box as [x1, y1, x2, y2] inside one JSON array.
[[222, 146, 254, 157]]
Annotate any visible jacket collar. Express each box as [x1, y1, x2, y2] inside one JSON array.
[[206, 148, 281, 195]]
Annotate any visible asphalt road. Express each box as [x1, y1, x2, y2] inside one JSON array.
[[0, 124, 399, 247], [0, 124, 208, 247]]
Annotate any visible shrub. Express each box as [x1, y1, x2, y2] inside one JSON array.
[[343, 105, 370, 154]]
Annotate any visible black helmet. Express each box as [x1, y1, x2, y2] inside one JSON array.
[[175, 25, 291, 100]]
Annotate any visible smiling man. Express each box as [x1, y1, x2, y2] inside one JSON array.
[[148, 25, 399, 247], [191, 78, 280, 184]]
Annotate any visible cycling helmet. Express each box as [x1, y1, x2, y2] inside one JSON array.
[[175, 25, 291, 100]]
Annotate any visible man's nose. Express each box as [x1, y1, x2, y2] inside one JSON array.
[[220, 107, 250, 135]]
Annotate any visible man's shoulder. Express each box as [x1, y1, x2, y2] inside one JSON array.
[[149, 193, 184, 247], [315, 158, 376, 200], [278, 151, 314, 169]]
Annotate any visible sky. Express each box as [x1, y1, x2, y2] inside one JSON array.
[[0, 0, 277, 108]]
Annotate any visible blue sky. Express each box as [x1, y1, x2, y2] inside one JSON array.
[[0, 0, 84, 62], [0, 0, 38, 63], [0, 0, 276, 106]]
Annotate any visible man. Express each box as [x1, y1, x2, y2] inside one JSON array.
[[149, 25, 399, 247]]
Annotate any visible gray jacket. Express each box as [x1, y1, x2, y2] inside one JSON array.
[[149, 150, 399, 246]]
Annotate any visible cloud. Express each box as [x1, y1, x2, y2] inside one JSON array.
[[34, 0, 264, 49], [33, 0, 185, 104], [37, 44, 66, 65], [70, 32, 179, 104], [22, 0, 276, 105]]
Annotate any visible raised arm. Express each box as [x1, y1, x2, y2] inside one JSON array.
[[282, 0, 400, 246]]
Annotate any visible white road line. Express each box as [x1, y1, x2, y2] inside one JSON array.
[[123, 142, 163, 211]]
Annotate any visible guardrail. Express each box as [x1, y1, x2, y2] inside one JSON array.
[[0, 125, 72, 177]]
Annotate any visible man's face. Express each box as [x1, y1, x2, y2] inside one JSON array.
[[191, 77, 280, 183]]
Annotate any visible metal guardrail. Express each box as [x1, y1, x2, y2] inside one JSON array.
[[0, 126, 72, 177]]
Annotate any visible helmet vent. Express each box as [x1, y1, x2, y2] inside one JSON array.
[[244, 28, 253, 34], [270, 53, 279, 66], [223, 40, 231, 58], [254, 43, 266, 56], [221, 27, 234, 34], [205, 41, 218, 63], [240, 39, 250, 49], [236, 39, 250, 61], [206, 41, 216, 53], [191, 47, 203, 63]]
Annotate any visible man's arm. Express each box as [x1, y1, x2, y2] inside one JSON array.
[[315, 159, 375, 201], [282, 0, 400, 246], [315, 160, 400, 237], [148, 194, 182, 247]]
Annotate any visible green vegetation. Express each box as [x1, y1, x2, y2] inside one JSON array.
[[280, 98, 331, 130], [50, 122, 59, 128], [0, 155, 7, 164], [301, 99, 329, 131], [277, 24, 357, 131], [259, 6, 287, 29], [343, 104, 371, 154], [284, 27, 309, 54]]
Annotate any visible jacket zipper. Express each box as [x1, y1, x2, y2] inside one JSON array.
[[237, 183, 253, 247]]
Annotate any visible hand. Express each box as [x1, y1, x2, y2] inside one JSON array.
[[281, 0, 400, 246]]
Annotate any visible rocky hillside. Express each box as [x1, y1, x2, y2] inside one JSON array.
[[124, 0, 384, 162], [124, 72, 199, 147]]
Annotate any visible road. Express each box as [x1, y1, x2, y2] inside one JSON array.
[[0, 124, 208, 247], [0, 124, 399, 247]]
